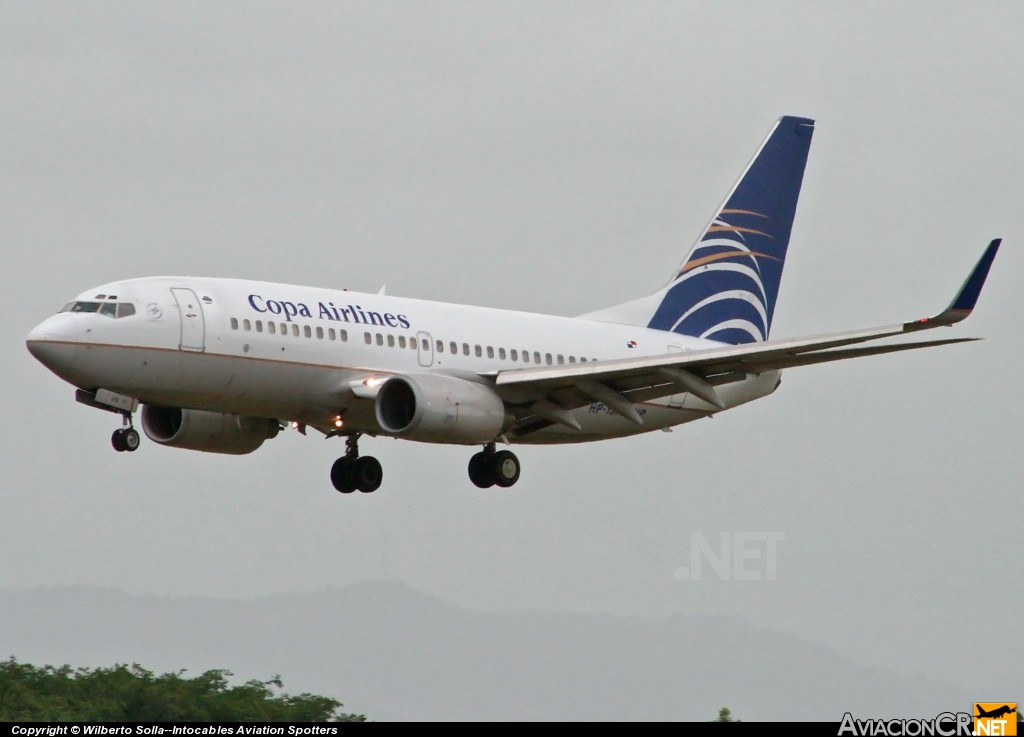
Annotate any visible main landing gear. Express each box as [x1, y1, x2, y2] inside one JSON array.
[[327, 437, 522, 494], [111, 413, 140, 453], [330, 434, 383, 494], [468, 443, 521, 489]]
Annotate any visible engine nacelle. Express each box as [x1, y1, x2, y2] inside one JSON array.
[[141, 406, 279, 455], [375, 374, 507, 444]]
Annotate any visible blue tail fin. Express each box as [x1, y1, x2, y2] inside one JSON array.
[[647, 116, 814, 343]]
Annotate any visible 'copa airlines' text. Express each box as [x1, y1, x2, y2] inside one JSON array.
[[248, 294, 411, 329]]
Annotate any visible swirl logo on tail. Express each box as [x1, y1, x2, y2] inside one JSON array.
[[647, 116, 814, 344]]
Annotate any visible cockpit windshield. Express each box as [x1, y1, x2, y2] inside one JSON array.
[[61, 301, 136, 318]]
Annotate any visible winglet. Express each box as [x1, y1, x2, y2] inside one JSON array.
[[907, 239, 1001, 329]]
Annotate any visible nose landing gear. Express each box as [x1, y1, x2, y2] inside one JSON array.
[[73, 389, 141, 454], [111, 414, 140, 453]]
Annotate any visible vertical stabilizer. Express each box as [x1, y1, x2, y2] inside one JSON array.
[[581, 117, 814, 344], [647, 116, 814, 343]]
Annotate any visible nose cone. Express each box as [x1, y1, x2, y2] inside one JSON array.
[[26, 319, 53, 359], [26, 316, 80, 377]]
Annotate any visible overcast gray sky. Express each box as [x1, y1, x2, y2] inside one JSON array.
[[3, 0, 1021, 697]]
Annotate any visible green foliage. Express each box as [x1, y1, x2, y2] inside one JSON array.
[[711, 706, 740, 722], [0, 657, 365, 722]]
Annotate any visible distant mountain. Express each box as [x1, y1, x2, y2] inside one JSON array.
[[0, 582, 973, 721]]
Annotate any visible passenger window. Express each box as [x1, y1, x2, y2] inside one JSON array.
[[523, 351, 530, 364], [231, 318, 239, 330], [376, 333, 383, 346], [340, 330, 348, 342], [499, 347, 506, 360], [534, 351, 541, 364], [305, 325, 312, 338], [243, 319, 251, 331], [268, 322, 277, 335], [291, 324, 299, 337], [316, 326, 323, 339], [399, 336, 407, 348], [568, 356, 576, 363], [450, 341, 457, 354], [474, 345, 482, 357], [510, 349, 518, 361], [387, 335, 395, 347], [328, 328, 336, 340], [256, 321, 263, 333], [545, 353, 552, 365], [557, 354, 564, 364], [436, 340, 443, 353], [422, 338, 429, 350], [486, 346, 494, 358], [462, 343, 470, 356], [364, 332, 371, 344]]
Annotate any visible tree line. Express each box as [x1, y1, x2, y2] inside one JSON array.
[[0, 657, 365, 722]]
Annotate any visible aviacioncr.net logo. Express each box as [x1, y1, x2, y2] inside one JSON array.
[[974, 704, 1017, 736], [838, 712, 973, 736]]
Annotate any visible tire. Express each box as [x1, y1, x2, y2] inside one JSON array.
[[491, 450, 521, 488], [330, 457, 357, 494], [468, 451, 495, 488], [355, 456, 383, 493], [122, 428, 141, 452], [111, 429, 126, 452]]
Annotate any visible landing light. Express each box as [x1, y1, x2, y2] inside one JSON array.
[[364, 377, 383, 388], [290, 421, 299, 429], [334, 417, 344, 428]]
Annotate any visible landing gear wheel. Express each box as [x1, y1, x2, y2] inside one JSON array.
[[354, 456, 383, 493], [122, 428, 141, 452], [491, 450, 521, 488], [330, 457, 357, 494], [330, 433, 384, 495], [111, 429, 126, 452], [468, 451, 495, 489]]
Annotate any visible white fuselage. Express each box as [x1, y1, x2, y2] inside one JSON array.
[[27, 276, 780, 444]]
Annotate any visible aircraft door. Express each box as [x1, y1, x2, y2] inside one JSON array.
[[417, 331, 433, 368], [171, 287, 206, 352]]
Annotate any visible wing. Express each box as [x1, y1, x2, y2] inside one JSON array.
[[494, 239, 1001, 433]]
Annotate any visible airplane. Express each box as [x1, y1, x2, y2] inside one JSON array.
[[976, 705, 1016, 720], [25, 116, 1001, 494]]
